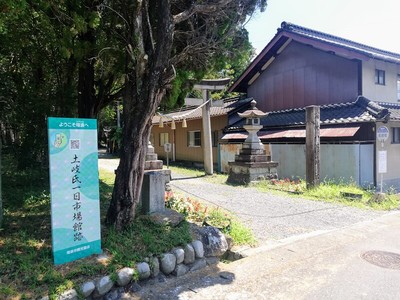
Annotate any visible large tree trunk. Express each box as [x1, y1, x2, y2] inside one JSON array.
[[105, 80, 152, 228], [77, 30, 97, 118], [106, 1, 174, 230]]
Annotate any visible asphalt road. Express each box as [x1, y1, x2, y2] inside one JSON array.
[[134, 212, 400, 300]]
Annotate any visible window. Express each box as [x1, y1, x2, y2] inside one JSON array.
[[375, 69, 385, 85], [188, 130, 201, 147], [212, 130, 220, 147], [393, 128, 400, 144], [397, 75, 400, 101], [159, 132, 169, 146]]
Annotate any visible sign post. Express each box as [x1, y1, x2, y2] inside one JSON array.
[[48, 117, 101, 265], [376, 126, 389, 193], [164, 142, 172, 169]]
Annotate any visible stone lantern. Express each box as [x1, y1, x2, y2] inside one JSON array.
[[227, 100, 278, 184], [238, 99, 266, 151]]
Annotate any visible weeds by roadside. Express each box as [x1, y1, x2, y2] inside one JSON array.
[[256, 178, 399, 210], [165, 191, 257, 246], [167, 163, 398, 210], [0, 157, 192, 299]]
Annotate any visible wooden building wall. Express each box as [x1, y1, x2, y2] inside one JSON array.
[[151, 115, 228, 164], [248, 41, 360, 112]]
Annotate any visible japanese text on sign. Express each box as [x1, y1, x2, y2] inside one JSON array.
[[48, 117, 101, 265]]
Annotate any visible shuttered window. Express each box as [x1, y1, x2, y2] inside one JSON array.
[[392, 128, 400, 144], [188, 131, 201, 147], [375, 69, 385, 85], [159, 132, 169, 146]]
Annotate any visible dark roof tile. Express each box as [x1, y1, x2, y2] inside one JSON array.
[[280, 22, 400, 64], [152, 97, 252, 124], [377, 102, 400, 120], [229, 22, 400, 93], [227, 97, 398, 130]]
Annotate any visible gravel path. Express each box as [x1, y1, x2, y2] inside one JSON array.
[[98, 156, 388, 244], [170, 176, 386, 243]]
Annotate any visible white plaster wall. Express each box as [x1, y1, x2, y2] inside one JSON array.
[[270, 144, 305, 180], [362, 59, 400, 102], [376, 121, 400, 191], [320, 144, 360, 183], [269, 144, 374, 187], [359, 144, 375, 188]]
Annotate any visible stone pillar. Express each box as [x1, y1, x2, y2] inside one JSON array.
[[202, 90, 213, 175], [144, 140, 163, 170], [141, 171, 166, 214], [140, 139, 171, 214], [306, 105, 320, 189]]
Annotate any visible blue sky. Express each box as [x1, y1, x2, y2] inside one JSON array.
[[246, 0, 400, 54]]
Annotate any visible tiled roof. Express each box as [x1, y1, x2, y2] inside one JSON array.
[[227, 96, 396, 130], [280, 22, 400, 64], [377, 102, 400, 120], [229, 22, 400, 93], [152, 97, 252, 124]]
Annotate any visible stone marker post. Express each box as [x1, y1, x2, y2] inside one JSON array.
[[306, 105, 320, 189], [140, 140, 171, 214]]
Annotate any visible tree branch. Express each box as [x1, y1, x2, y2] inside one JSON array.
[[173, 0, 233, 24]]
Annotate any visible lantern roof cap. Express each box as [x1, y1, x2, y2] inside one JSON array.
[[238, 100, 267, 118]]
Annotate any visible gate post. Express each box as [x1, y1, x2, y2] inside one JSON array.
[[306, 106, 320, 189]]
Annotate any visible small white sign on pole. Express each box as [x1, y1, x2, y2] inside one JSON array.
[[164, 143, 171, 169], [164, 143, 172, 153], [378, 150, 387, 174]]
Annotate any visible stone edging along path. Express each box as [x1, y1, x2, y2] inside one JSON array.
[[39, 225, 229, 300]]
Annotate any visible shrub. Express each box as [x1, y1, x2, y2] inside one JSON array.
[[165, 191, 208, 223], [165, 191, 256, 246]]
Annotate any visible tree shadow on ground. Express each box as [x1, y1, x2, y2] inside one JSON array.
[[126, 264, 236, 299]]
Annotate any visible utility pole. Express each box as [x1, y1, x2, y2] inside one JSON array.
[[306, 105, 320, 189]]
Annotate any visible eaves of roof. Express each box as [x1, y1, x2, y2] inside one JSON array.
[[229, 22, 400, 93], [222, 126, 361, 140], [283, 22, 400, 64], [226, 96, 396, 132], [152, 97, 252, 124], [377, 102, 400, 120]]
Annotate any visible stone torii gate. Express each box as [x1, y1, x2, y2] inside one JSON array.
[[192, 78, 230, 175]]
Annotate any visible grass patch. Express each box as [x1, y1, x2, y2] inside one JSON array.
[[0, 155, 192, 299], [256, 178, 399, 210], [103, 218, 192, 270], [167, 163, 228, 185]]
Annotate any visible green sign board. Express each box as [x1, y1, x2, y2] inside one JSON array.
[[48, 117, 101, 265]]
